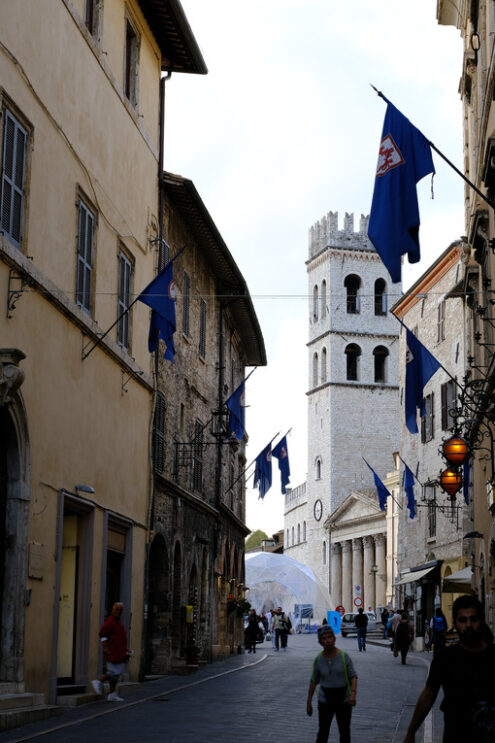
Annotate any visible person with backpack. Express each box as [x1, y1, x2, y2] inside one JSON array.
[[306, 624, 357, 743], [272, 606, 290, 650], [353, 607, 368, 651], [430, 607, 448, 655], [395, 612, 414, 664]]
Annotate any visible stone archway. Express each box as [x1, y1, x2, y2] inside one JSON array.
[[0, 349, 30, 685], [146, 533, 170, 674]]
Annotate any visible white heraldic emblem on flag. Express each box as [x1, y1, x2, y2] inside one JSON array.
[[406, 345, 414, 364], [376, 134, 405, 177]]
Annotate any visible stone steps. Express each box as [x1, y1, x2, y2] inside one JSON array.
[[0, 694, 62, 732]]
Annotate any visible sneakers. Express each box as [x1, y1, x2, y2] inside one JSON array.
[[91, 679, 103, 696], [107, 692, 124, 702]]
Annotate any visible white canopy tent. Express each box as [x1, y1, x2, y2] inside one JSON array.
[[245, 551, 330, 620]]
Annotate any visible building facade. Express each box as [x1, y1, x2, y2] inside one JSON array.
[[0, 0, 205, 710]]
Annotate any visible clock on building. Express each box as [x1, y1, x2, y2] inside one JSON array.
[[314, 499, 323, 521]]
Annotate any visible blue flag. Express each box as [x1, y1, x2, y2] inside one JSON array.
[[463, 461, 470, 505], [403, 463, 416, 519], [368, 96, 435, 283], [138, 262, 176, 361], [272, 436, 291, 494], [225, 380, 246, 441], [404, 323, 441, 434], [363, 458, 390, 511], [254, 442, 272, 499]]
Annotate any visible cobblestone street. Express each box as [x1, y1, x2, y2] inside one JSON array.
[[0, 633, 444, 743]]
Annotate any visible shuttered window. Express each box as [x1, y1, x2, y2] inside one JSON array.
[[183, 271, 190, 336], [199, 298, 206, 358], [76, 200, 95, 313], [1, 110, 27, 247], [192, 419, 203, 492], [117, 251, 132, 349], [153, 392, 166, 474]]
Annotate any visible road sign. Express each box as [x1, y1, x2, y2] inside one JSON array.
[[335, 605, 345, 615], [353, 597, 363, 607]]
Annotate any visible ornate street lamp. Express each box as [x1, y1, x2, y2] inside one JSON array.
[[439, 467, 463, 497], [442, 435, 469, 467]]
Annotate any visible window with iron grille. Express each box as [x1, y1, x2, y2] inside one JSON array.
[[153, 392, 166, 474], [192, 419, 203, 492], [441, 380, 456, 430], [199, 298, 206, 358], [124, 17, 139, 106], [183, 271, 190, 336], [117, 250, 132, 349], [421, 393, 434, 443], [1, 109, 27, 247], [76, 199, 95, 313]]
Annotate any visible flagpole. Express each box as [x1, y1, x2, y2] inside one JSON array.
[[223, 430, 280, 497], [81, 247, 185, 361], [371, 84, 495, 213], [397, 454, 424, 488]]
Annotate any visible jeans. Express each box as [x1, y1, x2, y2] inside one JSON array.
[[275, 628, 287, 649], [317, 700, 352, 743], [356, 628, 367, 650]]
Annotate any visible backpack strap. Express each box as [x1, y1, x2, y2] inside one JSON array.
[[311, 651, 323, 685], [341, 651, 351, 695]]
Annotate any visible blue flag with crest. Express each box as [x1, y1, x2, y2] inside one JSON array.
[[363, 458, 390, 512], [403, 323, 441, 434], [272, 436, 291, 494], [403, 463, 416, 519], [254, 442, 272, 499], [138, 262, 176, 361], [225, 380, 246, 441], [368, 96, 435, 283]]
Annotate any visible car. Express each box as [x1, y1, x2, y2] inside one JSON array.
[[340, 611, 377, 636]]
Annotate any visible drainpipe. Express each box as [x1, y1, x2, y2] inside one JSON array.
[[215, 305, 225, 510]]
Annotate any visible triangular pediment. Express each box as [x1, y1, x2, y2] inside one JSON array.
[[326, 489, 385, 530]]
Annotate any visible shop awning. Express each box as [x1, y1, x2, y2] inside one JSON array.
[[395, 566, 436, 585], [442, 567, 473, 593]]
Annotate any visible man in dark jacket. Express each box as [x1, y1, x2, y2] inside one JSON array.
[[354, 607, 368, 652]]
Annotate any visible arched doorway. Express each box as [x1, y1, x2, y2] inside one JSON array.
[[172, 542, 182, 652], [146, 534, 170, 674], [0, 393, 30, 684]]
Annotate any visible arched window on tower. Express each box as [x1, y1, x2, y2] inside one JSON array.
[[297, 523, 300, 543], [345, 343, 361, 381], [313, 352, 319, 387], [291, 526, 295, 545], [321, 347, 327, 383], [286, 528, 289, 546], [313, 284, 319, 321], [344, 274, 361, 314], [316, 458, 322, 480], [321, 280, 327, 318], [373, 345, 389, 383], [303, 521, 306, 541], [374, 278, 387, 315], [322, 541, 327, 564]]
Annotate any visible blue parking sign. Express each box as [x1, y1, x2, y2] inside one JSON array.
[[327, 611, 342, 634]]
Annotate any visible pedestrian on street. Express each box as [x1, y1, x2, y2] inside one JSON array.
[[354, 607, 368, 651], [381, 608, 389, 639], [403, 595, 495, 743], [92, 602, 132, 702], [306, 625, 357, 743], [430, 607, 448, 656], [245, 608, 258, 653], [395, 612, 414, 665], [272, 605, 290, 650], [390, 608, 402, 656]]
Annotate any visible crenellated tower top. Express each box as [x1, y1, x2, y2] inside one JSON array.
[[308, 211, 374, 259]]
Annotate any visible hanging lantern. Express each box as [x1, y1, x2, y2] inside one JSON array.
[[439, 467, 463, 497], [442, 435, 469, 466]]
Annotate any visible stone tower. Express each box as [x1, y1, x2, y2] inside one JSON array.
[[305, 210, 401, 599]]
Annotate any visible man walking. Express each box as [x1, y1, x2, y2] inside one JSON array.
[[272, 606, 290, 651], [92, 602, 131, 702], [403, 595, 495, 742], [354, 607, 368, 652]]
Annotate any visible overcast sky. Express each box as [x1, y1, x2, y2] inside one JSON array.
[[164, 1, 465, 537]]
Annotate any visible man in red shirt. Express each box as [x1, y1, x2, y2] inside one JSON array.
[[92, 602, 131, 702]]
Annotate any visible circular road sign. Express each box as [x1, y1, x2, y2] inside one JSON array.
[[335, 605, 345, 616], [353, 597, 363, 607]]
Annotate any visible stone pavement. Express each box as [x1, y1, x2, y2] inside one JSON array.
[[0, 634, 445, 743]]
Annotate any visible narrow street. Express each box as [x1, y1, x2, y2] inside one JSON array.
[[0, 634, 444, 743]]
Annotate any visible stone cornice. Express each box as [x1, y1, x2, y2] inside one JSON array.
[[308, 329, 399, 346]]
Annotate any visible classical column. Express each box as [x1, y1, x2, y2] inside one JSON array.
[[363, 535, 375, 611], [352, 538, 363, 609], [375, 533, 387, 608], [341, 541, 352, 613], [330, 543, 342, 608]]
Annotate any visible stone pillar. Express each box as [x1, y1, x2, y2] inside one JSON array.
[[342, 541, 352, 613], [375, 533, 387, 609], [363, 535, 375, 612], [330, 543, 342, 608], [352, 538, 363, 608]]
